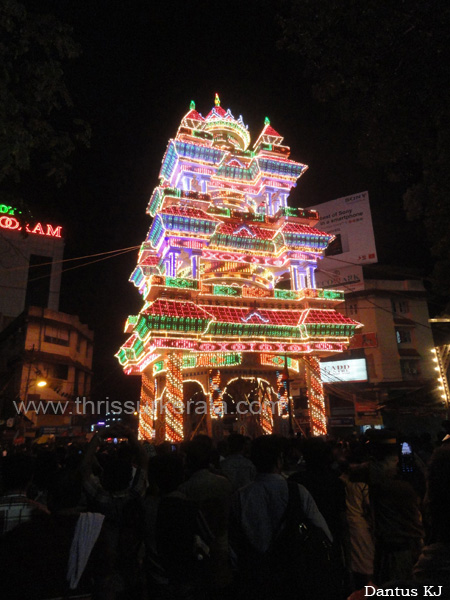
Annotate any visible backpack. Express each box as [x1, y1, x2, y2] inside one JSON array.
[[231, 481, 343, 600], [268, 480, 343, 600]]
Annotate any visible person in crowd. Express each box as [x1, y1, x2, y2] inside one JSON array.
[[178, 435, 233, 591], [290, 437, 347, 546], [81, 426, 148, 520], [367, 434, 424, 584], [81, 426, 149, 598], [220, 433, 256, 491], [0, 453, 49, 534], [0, 467, 114, 599], [341, 448, 375, 590], [143, 453, 212, 600], [348, 444, 450, 600], [230, 435, 332, 600]]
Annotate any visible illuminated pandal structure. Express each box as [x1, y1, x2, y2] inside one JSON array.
[[116, 95, 362, 442]]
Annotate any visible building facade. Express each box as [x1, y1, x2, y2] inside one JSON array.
[[323, 271, 443, 433], [0, 306, 94, 433], [0, 206, 64, 330]]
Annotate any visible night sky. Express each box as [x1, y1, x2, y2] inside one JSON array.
[[24, 0, 430, 406]]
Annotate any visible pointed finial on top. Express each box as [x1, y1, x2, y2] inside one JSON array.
[[264, 116, 270, 126], [215, 93, 221, 107], [190, 100, 196, 110]]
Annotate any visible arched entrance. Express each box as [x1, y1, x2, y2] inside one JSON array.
[[183, 380, 208, 439], [222, 376, 275, 437]]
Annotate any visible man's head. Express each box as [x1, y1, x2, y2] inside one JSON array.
[[250, 435, 283, 474], [301, 437, 332, 471], [227, 433, 246, 455], [185, 435, 212, 471], [148, 454, 184, 494]]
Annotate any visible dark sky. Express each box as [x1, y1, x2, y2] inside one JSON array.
[[26, 0, 430, 405]]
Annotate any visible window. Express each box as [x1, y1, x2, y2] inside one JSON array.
[[348, 303, 358, 316], [44, 325, 69, 347], [391, 299, 409, 314], [401, 360, 421, 378], [396, 328, 412, 344]]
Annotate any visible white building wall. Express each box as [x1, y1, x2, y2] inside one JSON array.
[[0, 229, 64, 323]]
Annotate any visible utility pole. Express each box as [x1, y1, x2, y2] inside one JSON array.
[[23, 345, 35, 405]]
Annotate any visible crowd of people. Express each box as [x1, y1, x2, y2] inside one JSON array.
[[0, 423, 449, 600]]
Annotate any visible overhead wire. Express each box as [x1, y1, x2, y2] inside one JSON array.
[[27, 246, 139, 283], [0, 244, 141, 273]]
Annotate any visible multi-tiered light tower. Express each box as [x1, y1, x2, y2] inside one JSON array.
[[116, 96, 361, 442]]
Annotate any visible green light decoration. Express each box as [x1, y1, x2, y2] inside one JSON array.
[[215, 93, 220, 107], [126, 315, 139, 327], [153, 360, 164, 373], [207, 206, 231, 217], [0, 204, 20, 215], [166, 277, 199, 290], [283, 207, 299, 217], [208, 322, 301, 339], [211, 233, 275, 253], [133, 338, 145, 359], [323, 290, 344, 300], [138, 315, 210, 336], [213, 285, 241, 297], [183, 355, 197, 369], [264, 116, 270, 126], [313, 289, 344, 301], [205, 353, 242, 366], [190, 100, 195, 110], [305, 324, 356, 337], [153, 353, 243, 375], [274, 289, 298, 300]]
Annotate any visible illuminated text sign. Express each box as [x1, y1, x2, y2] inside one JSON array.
[[320, 358, 368, 383], [0, 216, 62, 238]]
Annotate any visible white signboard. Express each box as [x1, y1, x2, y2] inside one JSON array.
[[315, 264, 365, 292], [320, 358, 368, 383], [308, 191, 377, 267]]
